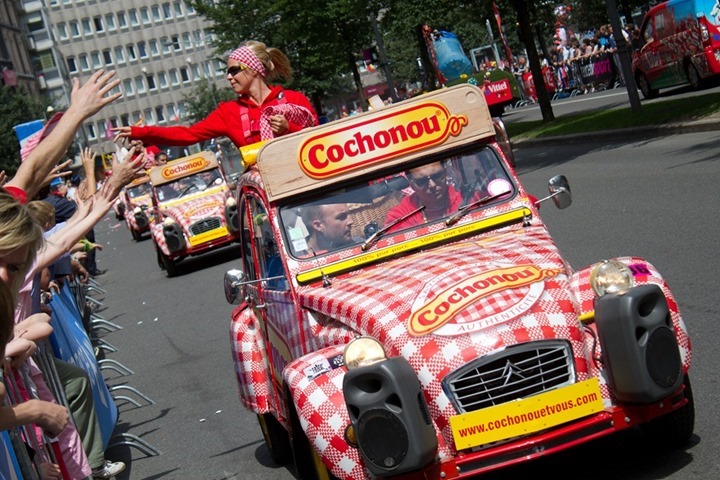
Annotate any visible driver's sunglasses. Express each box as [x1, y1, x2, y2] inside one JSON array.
[[411, 170, 446, 189], [226, 64, 248, 76]]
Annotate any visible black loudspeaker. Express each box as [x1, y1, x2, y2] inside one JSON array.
[[134, 212, 149, 229], [225, 203, 239, 232], [343, 357, 437, 477], [595, 283, 683, 404], [163, 223, 185, 253]]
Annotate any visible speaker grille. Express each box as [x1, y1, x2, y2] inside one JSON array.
[[358, 409, 409, 469], [646, 327, 682, 388]]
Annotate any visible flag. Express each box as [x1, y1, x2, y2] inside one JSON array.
[[493, 1, 515, 66], [104, 120, 114, 140], [18, 112, 64, 162]]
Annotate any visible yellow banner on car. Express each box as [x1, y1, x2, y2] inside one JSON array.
[[188, 227, 229, 247], [450, 378, 604, 450]]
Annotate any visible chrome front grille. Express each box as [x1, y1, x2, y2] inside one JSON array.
[[443, 341, 574, 414], [190, 217, 222, 235]]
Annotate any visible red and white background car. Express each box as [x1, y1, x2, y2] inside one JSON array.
[[148, 151, 239, 277], [223, 84, 693, 480], [122, 174, 154, 241]]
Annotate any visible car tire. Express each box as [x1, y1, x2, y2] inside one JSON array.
[[131, 228, 141, 241], [160, 251, 178, 277], [686, 63, 702, 90], [636, 73, 658, 99], [640, 375, 695, 447], [290, 400, 339, 480], [257, 413, 293, 465]]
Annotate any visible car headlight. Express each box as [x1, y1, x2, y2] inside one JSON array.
[[590, 259, 634, 296], [133, 207, 142, 214], [163, 217, 176, 227], [226, 196, 237, 207], [343, 337, 386, 371]]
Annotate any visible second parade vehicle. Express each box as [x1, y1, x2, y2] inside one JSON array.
[[148, 151, 239, 277], [223, 84, 693, 479], [121, 174, 154, 241]]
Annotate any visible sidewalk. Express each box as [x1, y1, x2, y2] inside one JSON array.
[[510, 112, 720, 148]]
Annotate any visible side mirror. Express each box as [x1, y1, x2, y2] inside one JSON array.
[[224, 269, 247, 305], [548, 175, 572, 209]]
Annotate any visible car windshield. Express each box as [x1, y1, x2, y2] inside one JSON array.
[[127, 182, 150, 199], [155, 168, 223, 202], [279, 144, 515, 258]]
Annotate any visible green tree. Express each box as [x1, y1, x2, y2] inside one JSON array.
[[183, 78, 237, 123], [0, 87, 46, 176]]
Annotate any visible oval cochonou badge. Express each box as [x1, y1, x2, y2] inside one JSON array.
[[161, 157, 211, 180], [408, 264, 563, 336], [298, 101, 468, 179]]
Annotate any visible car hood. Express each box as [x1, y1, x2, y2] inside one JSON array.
[[161, 192, 227, 231], [296, 226, 583, 360]]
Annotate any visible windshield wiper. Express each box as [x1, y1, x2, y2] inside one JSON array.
[[445, 190, 511, 227], [361, 205, 425, 251]]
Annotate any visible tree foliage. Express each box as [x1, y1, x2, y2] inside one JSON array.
[[0, 87, 46, 176]]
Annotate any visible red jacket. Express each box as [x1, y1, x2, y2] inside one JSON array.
[[384, 186, 464, 232], [130, 86, 318, 148]]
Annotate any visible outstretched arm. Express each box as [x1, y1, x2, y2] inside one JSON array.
[[6, 70, 121, 200]]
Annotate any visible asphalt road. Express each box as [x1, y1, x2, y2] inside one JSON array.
[[90, 130, 720, 480]]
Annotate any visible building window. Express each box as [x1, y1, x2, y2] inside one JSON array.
[[193, 30, 203, 46], [180, 67, 189, 83], [82, 18, 92, 35], [138, 42, 148, 59], [160, 37, 171, 54], [182, 33, 192, 49], [144, 109, 155, 125], [132, 111, 142, 123], [114, 46, 125, 64], [67, 57, 78, 73], [79, 54, 90, 71], [70, 21, 80, 37], [191, 64, 200, 81], [152, 5, 161, 21], [121, 114, 130, 126], [129, 9, 139, 26], [186, 3, 195, 14], [158, 72, 168, 88], [147, 75, 157, 90], [156, 106, 166, 123], [169, 69, 179, 86], [91, 51, 101, 68], [149, 40, 159, 57], [178, 101, 186, 118], [171, 35, 180, 51], [105, 13, 116, 31], [162, 3, 172, 19], [167, 104, 178, 122], [127, 45, 137, 61], [93, 16, 104, 32], [173, 2, 183, 17], [135, 77, 146, 94], [102, 49, 112, 65], [140, 7, 150, 24], [118, 11, 127, 28], [98, 121, 109, 140], [123, 78, 134, 96], [86, 124, 97, 140], [57, 23, 68, 40]]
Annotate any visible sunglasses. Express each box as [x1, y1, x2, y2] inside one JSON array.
[[226, 64, 247, 76], [410, 170, 446, 189]]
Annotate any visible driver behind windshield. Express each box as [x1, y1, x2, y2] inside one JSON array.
[[299, 203, 357, 254], [383, 161, 462, 232]]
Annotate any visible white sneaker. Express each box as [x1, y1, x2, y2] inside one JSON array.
[[92, 460, 126, 479]]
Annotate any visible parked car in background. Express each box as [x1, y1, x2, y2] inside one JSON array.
[[633, 0, 720, 98], [148, 151, 239, 277], [122, 175, 154, 241], [223, 84, 693, 480]]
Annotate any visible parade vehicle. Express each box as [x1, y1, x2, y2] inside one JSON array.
[[223, 84, 693, 480], [148, 151, 239, 277], [632, 0, 720, 98], [122, 175, 154, 241]]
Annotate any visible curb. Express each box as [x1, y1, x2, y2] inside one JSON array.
[[511, 118, 720, 148]]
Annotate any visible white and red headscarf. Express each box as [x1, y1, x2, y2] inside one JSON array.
[[228, 46, 267, 77]]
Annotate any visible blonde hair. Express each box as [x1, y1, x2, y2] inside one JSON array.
[[26, 200, 56, 230], [0, 189, 45, 294], [0, 279, 13, 358], [244, 40, 293, 82]]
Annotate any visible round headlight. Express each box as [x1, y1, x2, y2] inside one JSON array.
[[226, 197, 237, 207], [590, 260, 634, 296], [163, 217, 176, 227], [343, 337, 386, 371]]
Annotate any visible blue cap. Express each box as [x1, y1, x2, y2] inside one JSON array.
[[50, 177, 64, 188]]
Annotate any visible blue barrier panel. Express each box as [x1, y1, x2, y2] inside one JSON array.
[[49, 284, 118, 448], [0, 431, 22, 480]]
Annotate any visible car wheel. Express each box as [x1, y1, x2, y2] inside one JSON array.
[[640, 375, 695, 447], [160, 251, 178, 277], [131, 228, 141, 241], [636, 73, 658, 99], [257, 413, 293, 465], [686, 63, 702, 90], [290, 401, 339, 480], [155, 245, 165, 270]]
